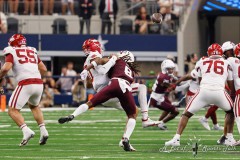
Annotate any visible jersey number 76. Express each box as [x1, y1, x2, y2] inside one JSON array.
[[203, 60, 224, 75]]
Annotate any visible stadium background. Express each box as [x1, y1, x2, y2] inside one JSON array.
[[1, 0, 240, 159]]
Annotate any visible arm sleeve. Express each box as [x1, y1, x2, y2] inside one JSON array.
[[95, 57, 117, 74], [5, 54, 14, 64], [175, 81, 190, 92]]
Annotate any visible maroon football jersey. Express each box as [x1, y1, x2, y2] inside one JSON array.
[[152, 73, 174, 94], [108, 59, 134, 84]]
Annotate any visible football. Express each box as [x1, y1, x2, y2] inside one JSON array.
[[151, 13, 163, 24]]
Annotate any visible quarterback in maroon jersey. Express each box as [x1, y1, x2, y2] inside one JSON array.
[[148, 59, 179, 130], [58, 51, 139, 152]]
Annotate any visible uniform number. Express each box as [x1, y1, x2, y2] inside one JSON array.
[[124, 66, 133, 79], [16, 49, 37, 64], [203, 60, 224, 75]]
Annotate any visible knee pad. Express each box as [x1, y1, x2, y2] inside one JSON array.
[[225, 108, 233, 114], [182, 111, 193, 118]]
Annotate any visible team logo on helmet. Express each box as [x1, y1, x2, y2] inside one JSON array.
[[82, 39, 102, 56], [8, 34, 27, 47], [207, 43, 223, 57]]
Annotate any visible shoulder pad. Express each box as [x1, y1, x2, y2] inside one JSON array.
[[28, 46, 37, 54], [3, 46, 14, 56]]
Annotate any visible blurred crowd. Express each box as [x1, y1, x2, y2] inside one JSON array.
[[0, 0, 188, 35]]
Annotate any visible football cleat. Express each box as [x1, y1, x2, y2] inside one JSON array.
[[165, 138, 180, 146], [158, 121, 168, 130], [58, 115, 74, 124], [19, 129, 35, 147], [217, 135, 226, 145], [121, 138, 135, 152], [232, 140, 240, 146], [39, 136, 48, 145], [198, 117, 211, 130], [224, 136, 236, 146], [212, 125, 224, 131], [142, 118, 160, 128], [119, 139, 136, 151]]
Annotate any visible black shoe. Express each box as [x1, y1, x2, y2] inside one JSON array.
[[58, 115, 74, 124], [217, 135, 226, 145], [122, 138, 131, 151], [39, 136, 49, 145]]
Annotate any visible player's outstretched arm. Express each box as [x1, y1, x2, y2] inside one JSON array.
[[38, 61, 47, 77], [96, 56, 118, 74], [175, 73, 193, 85], [0, 62, 13, 80]]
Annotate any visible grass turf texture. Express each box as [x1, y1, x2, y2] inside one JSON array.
[[0, 108, 240, 160]]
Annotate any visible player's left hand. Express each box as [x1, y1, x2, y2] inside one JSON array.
[[80, 69, 88, 80]]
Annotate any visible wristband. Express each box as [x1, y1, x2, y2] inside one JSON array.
[[91, 61, 97, 67]]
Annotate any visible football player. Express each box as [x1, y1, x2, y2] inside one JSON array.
[[0, 34, 49, 146], [216, 41, 236, 145], [65, 39, 157, 127], [59, 49, 138, 151], [165, 43, 235, 147], [147, 59, 179, 130], [170, 57, 224, 131], [226, 43, 240, 145]]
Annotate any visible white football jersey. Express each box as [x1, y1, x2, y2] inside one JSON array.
[[196, 57, 233, 90], [227, 57, 240, 91], [84, 51, 109, 92], [3, 46, 41, 82]]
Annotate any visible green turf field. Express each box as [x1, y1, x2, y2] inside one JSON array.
[[0, 108, 240, 160]]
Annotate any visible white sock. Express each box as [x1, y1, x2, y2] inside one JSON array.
[[226, 133, 233, 138], [137, 84, 149, 119], [20, 124, 29, 133], [39, 123, 48, 136], [123, 118, 136, 140], [141, 111, 148, 121], [174, 134, 180, 140], [72, 103, 89, 117]]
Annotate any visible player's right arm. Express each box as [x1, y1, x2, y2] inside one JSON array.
[[87, 55, 118, 72], [81, 55, 118, 80], [38, 61, 47, 77]]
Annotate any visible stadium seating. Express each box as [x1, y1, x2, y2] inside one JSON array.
[[52, 18, 68, 34], [7, 17, 19, 33], [119, 18, 133, 34]]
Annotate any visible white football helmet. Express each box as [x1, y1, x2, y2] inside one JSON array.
[[117, 50, 134, 63], [161, 59, 175, 74], [222, 41, 235, 52]]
